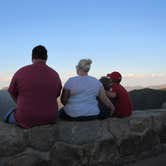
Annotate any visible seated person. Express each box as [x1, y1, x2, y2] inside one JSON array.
[[59, 59, 115, 121], [106, 71, 132, 117], [5, 45, 62, 128]]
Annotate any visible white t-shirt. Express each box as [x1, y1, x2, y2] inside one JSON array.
[[63, 75, 102, 117]]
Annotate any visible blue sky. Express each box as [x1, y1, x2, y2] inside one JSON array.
[[0, 0, 166, 88]]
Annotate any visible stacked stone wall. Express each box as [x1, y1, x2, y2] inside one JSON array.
[[1, 109, 166, 166]]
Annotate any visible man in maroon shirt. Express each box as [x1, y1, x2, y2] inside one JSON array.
[[6, 45, 62, 128], [106, 71, 132, 117]]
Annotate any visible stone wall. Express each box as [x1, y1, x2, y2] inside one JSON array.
[[1, 109, 166, 166]]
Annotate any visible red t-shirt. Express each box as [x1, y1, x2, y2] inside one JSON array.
[[8, 62, 62, 128], [110, 83, 132, 117]]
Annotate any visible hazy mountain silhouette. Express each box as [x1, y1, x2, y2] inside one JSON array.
[[125, 84, 166, 92], [129, 88, 166, 110], [1, 86, 166, 111]]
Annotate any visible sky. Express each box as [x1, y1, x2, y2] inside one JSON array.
[[0, 0, 166, 88]]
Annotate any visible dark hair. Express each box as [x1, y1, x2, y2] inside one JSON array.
[[32, 45, 48, 60], [99, 76, 112, 91]]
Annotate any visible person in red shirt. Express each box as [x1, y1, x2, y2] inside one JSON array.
[[6, 45, 62, 128], [106, 71, 132, 117]]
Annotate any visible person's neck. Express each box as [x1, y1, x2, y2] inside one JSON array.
[[32, 59, 46, 64], [78, 71, 88, 76]]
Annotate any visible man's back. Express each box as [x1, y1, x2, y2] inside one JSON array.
[[8, 62, 62, 128]]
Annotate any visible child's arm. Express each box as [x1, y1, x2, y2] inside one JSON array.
[[98, 86, 115, 112], [105, 90, 117, 99]]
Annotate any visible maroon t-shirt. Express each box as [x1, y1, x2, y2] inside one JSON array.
[[8, 62, 62, 128], [110, 83, 132, 117]]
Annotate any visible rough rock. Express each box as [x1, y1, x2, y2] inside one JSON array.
[[162, 102, 166, 109], [0, 109, 166, 166]]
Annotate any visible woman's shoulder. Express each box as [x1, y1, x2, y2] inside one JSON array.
[[66, 75, 100, 84], [88, 76, 101, 83], [86, 76, 102, 87], [67, 76, 79, 81], [64, 76, 80, 85], [87, 75, 98, 80]]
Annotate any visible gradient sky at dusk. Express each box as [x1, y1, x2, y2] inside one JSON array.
[[0, 0, 166, 88]]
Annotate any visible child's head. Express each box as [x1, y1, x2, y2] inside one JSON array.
[[99, 76, 113, 90], [107, 71, 122, 83]]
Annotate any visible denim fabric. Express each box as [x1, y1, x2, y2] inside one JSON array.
[[0, 90, 16, 122], [3, 108, 16, 123]]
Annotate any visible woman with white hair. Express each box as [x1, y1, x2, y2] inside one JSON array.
[[60, 59, 115, 120]]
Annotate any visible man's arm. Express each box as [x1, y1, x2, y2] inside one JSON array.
[[57, 79, 62, 97], [8, 75, 18, 103]]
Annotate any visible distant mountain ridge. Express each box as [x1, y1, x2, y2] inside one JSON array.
[[1, 85, 166, 110], [125, 84, 166, 91], [2, 84, 166, 91], [129, 88, 166, 110]]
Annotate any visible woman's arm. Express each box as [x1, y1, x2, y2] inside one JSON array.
[[98, 86, 115, 112], [60, 88, 70, 105]]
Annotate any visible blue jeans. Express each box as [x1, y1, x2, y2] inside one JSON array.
[[0, 90, 16, 123], [4, 108, 16, 123]]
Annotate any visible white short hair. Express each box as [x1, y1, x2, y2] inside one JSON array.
[[76, 59, 92, 72]]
